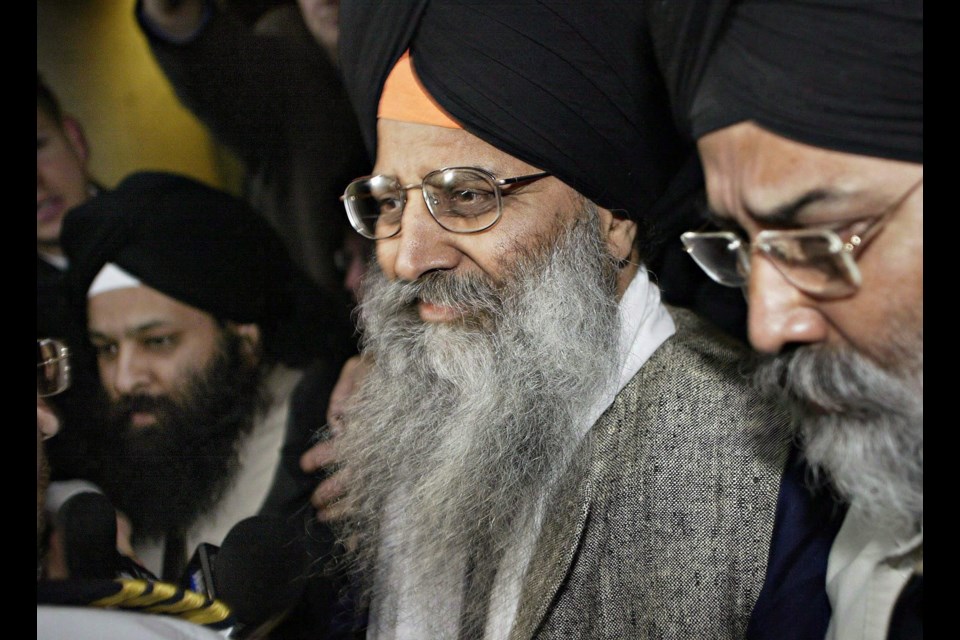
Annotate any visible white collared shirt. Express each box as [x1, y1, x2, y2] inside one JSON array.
[[825, 508, 923, 640]]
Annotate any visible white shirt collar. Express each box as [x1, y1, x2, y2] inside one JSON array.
[[578, 265, 676, 438]]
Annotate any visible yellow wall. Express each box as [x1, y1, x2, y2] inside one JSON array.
[[37, 0, 243, 193]]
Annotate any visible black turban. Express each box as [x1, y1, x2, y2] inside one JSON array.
[[690, 0, 923, 163], [339, 0, 705, 223], [61, 171, 353, 368]]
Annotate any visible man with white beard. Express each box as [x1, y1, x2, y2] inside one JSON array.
[[310, 3, 838, 638], [681, 1, 922, 638]]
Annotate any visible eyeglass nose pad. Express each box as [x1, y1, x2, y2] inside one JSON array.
[[736, 245, 753, 281], [410, 186, 442, 228]]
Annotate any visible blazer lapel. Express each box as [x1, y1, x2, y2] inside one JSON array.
[[508, 430, 598, 640]]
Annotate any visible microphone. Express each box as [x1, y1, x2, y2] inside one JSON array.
[[57, 491, 121, 580], [213, 515, 309, 639], [48, 483, 157, 582]]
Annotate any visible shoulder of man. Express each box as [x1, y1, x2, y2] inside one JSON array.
[[526, 306, 790, 638], [663, 303, 754, 364], [634, 304, 789, 446]]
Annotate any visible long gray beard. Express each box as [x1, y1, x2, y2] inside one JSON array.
[[754, 342, 922, 536], [335, 208, 621, 637]]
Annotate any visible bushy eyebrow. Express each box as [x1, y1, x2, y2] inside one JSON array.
[[748, 188, 846, 226], [88, 320, 171, 342], [699, 185, 853, 235]]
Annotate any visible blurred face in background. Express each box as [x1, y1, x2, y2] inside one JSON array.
[[37, 107, 89, 257], [38, 336, 67, 557], [87, 285, 225, 426], [297, 0, 339, 61], [86, 284, 265, 539]]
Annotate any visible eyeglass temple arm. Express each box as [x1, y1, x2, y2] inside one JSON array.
[[497, 171, 551, 186]]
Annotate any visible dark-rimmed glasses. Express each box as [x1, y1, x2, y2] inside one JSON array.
[[37, 338, 71, 398], [341, 166, 551, 240], [680, 177, 923, 299]]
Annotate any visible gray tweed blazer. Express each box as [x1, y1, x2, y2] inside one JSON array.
[[508, 306, 791, 640]]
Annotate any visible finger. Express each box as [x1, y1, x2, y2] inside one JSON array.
[[310, 474, 344, 510], [299, 438, 338, 473], [310, 468, 351, 510], [326, 355, 369, 424], [115, 512, 136, 556], [317, 499, 351, 523]]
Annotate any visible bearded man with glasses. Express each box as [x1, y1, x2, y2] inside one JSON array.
[[682, 2, 923, 638], [300, 3, 849, 638]]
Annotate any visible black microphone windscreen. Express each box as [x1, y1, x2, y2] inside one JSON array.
[[58, 491, 119, 580], [214, 515, 308, 632]]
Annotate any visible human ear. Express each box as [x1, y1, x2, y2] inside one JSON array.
[[230, 323, 263, 366], [597, 206, 637, 263]]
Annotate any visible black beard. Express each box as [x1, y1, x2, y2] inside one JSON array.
[[94, 333, 266, 542]]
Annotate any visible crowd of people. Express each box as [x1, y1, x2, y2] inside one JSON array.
[[38, 1, 922, 639]]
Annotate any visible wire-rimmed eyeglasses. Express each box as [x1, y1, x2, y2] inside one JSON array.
[[37, 338, 71, 398], [341, 166, 551, 240], [680, 177, 923, 299]]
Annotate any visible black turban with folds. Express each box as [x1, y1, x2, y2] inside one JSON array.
[[338, 0, 756, 340], [690, 0, 923, 163], [61, 171, 353, 368], [338, 0, 723, 225]]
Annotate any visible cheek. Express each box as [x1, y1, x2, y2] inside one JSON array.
[[169, 338, 220, 390], [97, 361, 116, 395], [39, 155, 87, 204], [375, 241, 399, 280], [38, 148, 72, 176], [829, 262, 922, 367], [860, 229, 922, 325]]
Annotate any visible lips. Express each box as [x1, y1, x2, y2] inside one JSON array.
[[417, 301, 467, 323], [129, 411, 158, 428], [37, 196, 64, 225]]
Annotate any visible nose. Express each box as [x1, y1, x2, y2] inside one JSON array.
[[746, 254, 828, 354], [382, 193, 462, 282], [108, 345, 151, 397]]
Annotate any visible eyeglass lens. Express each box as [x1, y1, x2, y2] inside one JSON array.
[[757, 233, 860, 296], [37, 339, 71, 397], [682, 230, 860, 297], [345, 168, 502, 239], [680, 232, 748, 287]]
